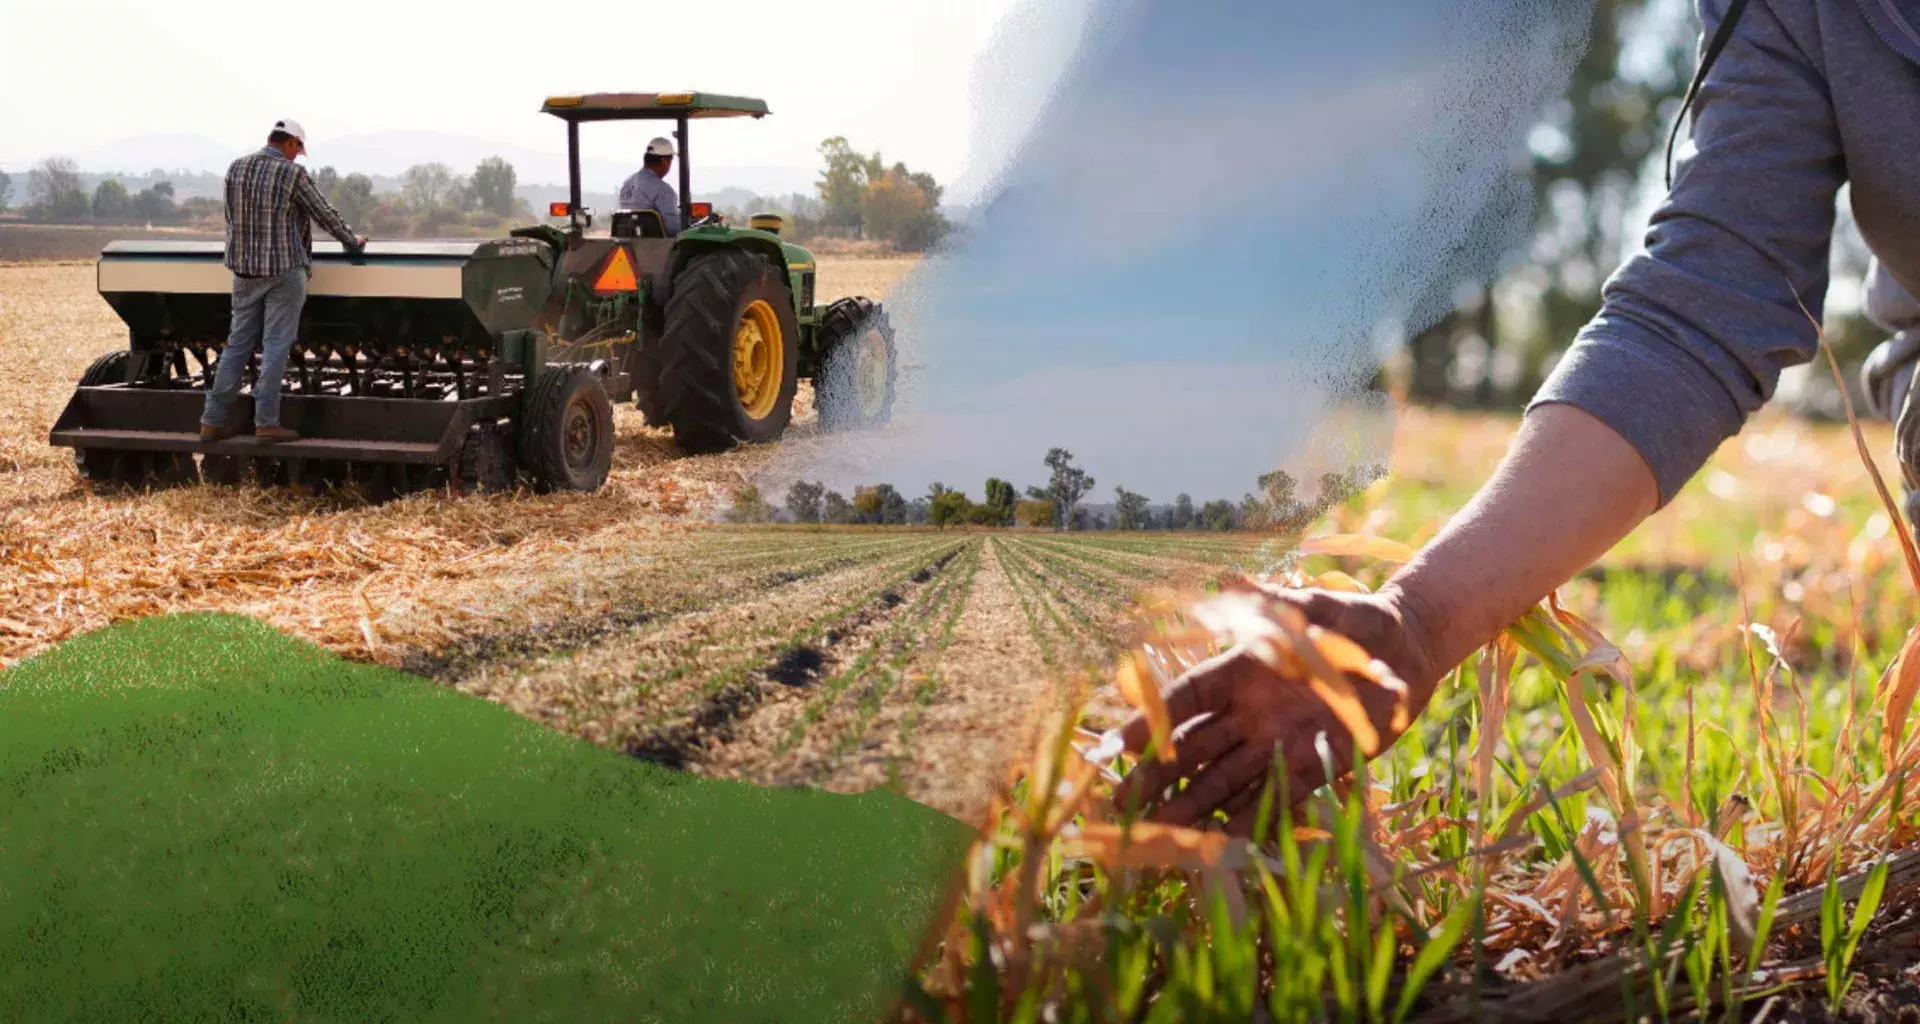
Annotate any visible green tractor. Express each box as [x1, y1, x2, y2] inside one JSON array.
[[48, 91, 898, 496], [530, 91, 898, 461]]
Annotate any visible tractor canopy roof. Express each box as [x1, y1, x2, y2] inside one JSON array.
[[540, 92, 769, 122]]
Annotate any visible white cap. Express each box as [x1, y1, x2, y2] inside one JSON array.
[[272, 118, 307, 144], [646, 137, 675, 158]]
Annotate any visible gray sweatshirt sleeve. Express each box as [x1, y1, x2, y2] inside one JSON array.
[[1866, 258, 1920, 333], [1527, 0, 1845, 506]]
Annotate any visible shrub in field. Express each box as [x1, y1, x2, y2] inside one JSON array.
[[724, 484, 774, 523], [930, 490, 974, 529], [786, 480, 826, 523], [1016, 500, 1057, 530]]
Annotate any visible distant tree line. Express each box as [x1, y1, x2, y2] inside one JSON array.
[[7, 157, 215, 224], [5, 154, 536, 240], [317, 156, 531, 237], [4, 142, 950, 252], [724, 448, 1388, 531]]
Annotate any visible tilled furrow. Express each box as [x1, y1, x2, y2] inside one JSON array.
[[449, 539, 958, 751], [413, 533, 928, 680], [859, 537, 1066, 820], [698, 539, 981, 788], [999, 539, 1129, 661], [634, 543, 971, 770]]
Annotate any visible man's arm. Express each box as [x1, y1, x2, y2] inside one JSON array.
[[1120, 0, 1848, 820], [1528, 0, 1843, 506], [293, 170, 363, 248]]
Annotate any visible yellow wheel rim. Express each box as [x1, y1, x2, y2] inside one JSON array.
[[733, 299, 784, 420], [856, 328, 889, 419]]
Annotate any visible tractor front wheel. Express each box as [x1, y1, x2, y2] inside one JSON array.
[[658, 249, 800, 454], [814, 297, 897, 431], [523, 365, 614, 492]]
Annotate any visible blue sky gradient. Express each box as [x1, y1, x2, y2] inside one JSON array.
[[782, 0, 1598, 503]]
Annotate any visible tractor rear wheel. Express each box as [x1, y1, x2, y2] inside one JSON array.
[[814, 297, 897, 431], [658, 249, 800, 454], [523, 365, 614, 492]]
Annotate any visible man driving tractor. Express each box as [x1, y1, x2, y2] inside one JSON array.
[[619, 137, 682, 234]]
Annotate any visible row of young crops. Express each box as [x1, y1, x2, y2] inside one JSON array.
[[434, 527, 1266, 816]]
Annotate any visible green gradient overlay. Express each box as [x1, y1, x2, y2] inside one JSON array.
[[0, 613, 970, 1022]]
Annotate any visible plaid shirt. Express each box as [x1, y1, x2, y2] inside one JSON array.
[[223, 146, 359, 278]]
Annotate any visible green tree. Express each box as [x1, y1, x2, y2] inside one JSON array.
[[816, 137, 873, 234], [28, 157, 87, 220], [861, 166, 926, 247], [724, 484, 774, 523], [132, 181, 176, 222], [1015, 499, 1056, 528], [823, 490, 853, 524], [1259, 469, 1311, 530], [0, 169, 13, 212], [471, 156, 519, 218], [1201, 499, 1238, 532], [852, 485, 883, 524], [1172, 493, 1195, 530], [90, 179, 130, 221], [929, 489, 972, 528], [330, 174, 376, 227], [784, 480, 825, 523], [1316, 470, 1357, 512], [980, 477, 1016, 526], [401, 163, 455, 213], [875, 484, 909, 524], [1240, 493, 1275, 531], [1041, 448, 1094, 531], [1113, 486, 1151, 531], [315, 166, 339, 196]]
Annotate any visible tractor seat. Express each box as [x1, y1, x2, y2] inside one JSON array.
[[612, 209, 668, 239]]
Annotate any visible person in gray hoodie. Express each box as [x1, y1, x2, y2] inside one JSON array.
[[1862, 260, 1920, 519], [1118, 0, 1920, 829]]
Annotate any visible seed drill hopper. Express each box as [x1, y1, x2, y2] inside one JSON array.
[[49, 91, 900, 497]]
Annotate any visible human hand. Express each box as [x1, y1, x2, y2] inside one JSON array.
[[351, 234, 369, 249], [1114, 585, 1443, 835]]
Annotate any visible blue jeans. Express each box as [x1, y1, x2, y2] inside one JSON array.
[[201, 266, 308, 430]]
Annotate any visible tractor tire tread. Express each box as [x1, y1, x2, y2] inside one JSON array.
[[523, 365, 614, 493], [657, 248, 797, 454], [815, 297, 898, 431]]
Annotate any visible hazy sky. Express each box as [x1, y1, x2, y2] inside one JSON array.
[[2, 0, 1029, 195], [786, 0, 1598, 500]]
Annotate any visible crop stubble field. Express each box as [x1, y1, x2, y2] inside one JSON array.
[[0, 255, 1273, 820]]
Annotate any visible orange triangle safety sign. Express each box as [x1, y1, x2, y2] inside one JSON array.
[[592, 246, 639, 294]]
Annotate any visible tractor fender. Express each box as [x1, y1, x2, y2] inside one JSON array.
[[664, 236, 789, 306]]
